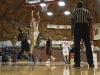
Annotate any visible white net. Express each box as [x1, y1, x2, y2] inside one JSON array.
[[41, 4, 49, 12]]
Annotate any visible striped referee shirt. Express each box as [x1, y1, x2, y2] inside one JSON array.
[[71, 8, 92, 23]]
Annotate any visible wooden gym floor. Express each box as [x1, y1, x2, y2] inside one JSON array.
[[0, 61, 100, 75]]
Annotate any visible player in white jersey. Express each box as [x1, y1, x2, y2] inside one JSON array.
[[29, 6, 41, 61], [62, 37, 71, 64]]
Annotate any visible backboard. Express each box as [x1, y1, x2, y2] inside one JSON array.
[[24, 0, 60, 6]]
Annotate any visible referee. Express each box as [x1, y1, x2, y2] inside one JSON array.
[[71, 1, 94, 67]]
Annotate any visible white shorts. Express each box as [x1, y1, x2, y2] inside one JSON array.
[[34, 32, 39, 39], [30, 31, 39, 39], [63, 49, 69, 56]]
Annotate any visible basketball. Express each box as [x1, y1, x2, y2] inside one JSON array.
[[31, 5, 36, 10]]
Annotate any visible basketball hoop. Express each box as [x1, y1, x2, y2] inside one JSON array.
[[41, 3, 50, 12]]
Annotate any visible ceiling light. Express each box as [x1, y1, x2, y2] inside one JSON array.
[[58, 1, 65, 6], [40, 3, 46, 7], [47, 12, 53, 16], [64, 11, 70, 15]]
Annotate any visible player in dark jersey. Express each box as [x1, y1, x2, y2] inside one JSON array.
[[17, 28, 35, 63], [69, 44, 83, 63], [44, 33, 56, 64], [17, 28, 29, 59]]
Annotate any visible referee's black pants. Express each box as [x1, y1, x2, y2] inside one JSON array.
[[74, 23, 93, 65]]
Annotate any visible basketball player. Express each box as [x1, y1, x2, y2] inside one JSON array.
[[17, 28, 29, 60], [69, 39, 84, 63], [62, 37, 71, 64], [29, 6, 41, 62], [44, 33, 56, 64]]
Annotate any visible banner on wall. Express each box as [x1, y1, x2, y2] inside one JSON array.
[[40, 40, 74, 45], [47, 24, 71, 29], [93, 23, 100, 40]]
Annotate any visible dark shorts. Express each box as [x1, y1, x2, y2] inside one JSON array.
[[22, 42, 29, 52], [69, 47, 75, 53], [46, 47, 52, 56]]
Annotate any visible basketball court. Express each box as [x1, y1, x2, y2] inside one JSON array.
[[0, 61, 100, 75], [0, 0, 100, 75]]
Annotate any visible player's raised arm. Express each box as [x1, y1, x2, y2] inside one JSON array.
[[31, 6, 35, 23], [37, 12, 41, 24]]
